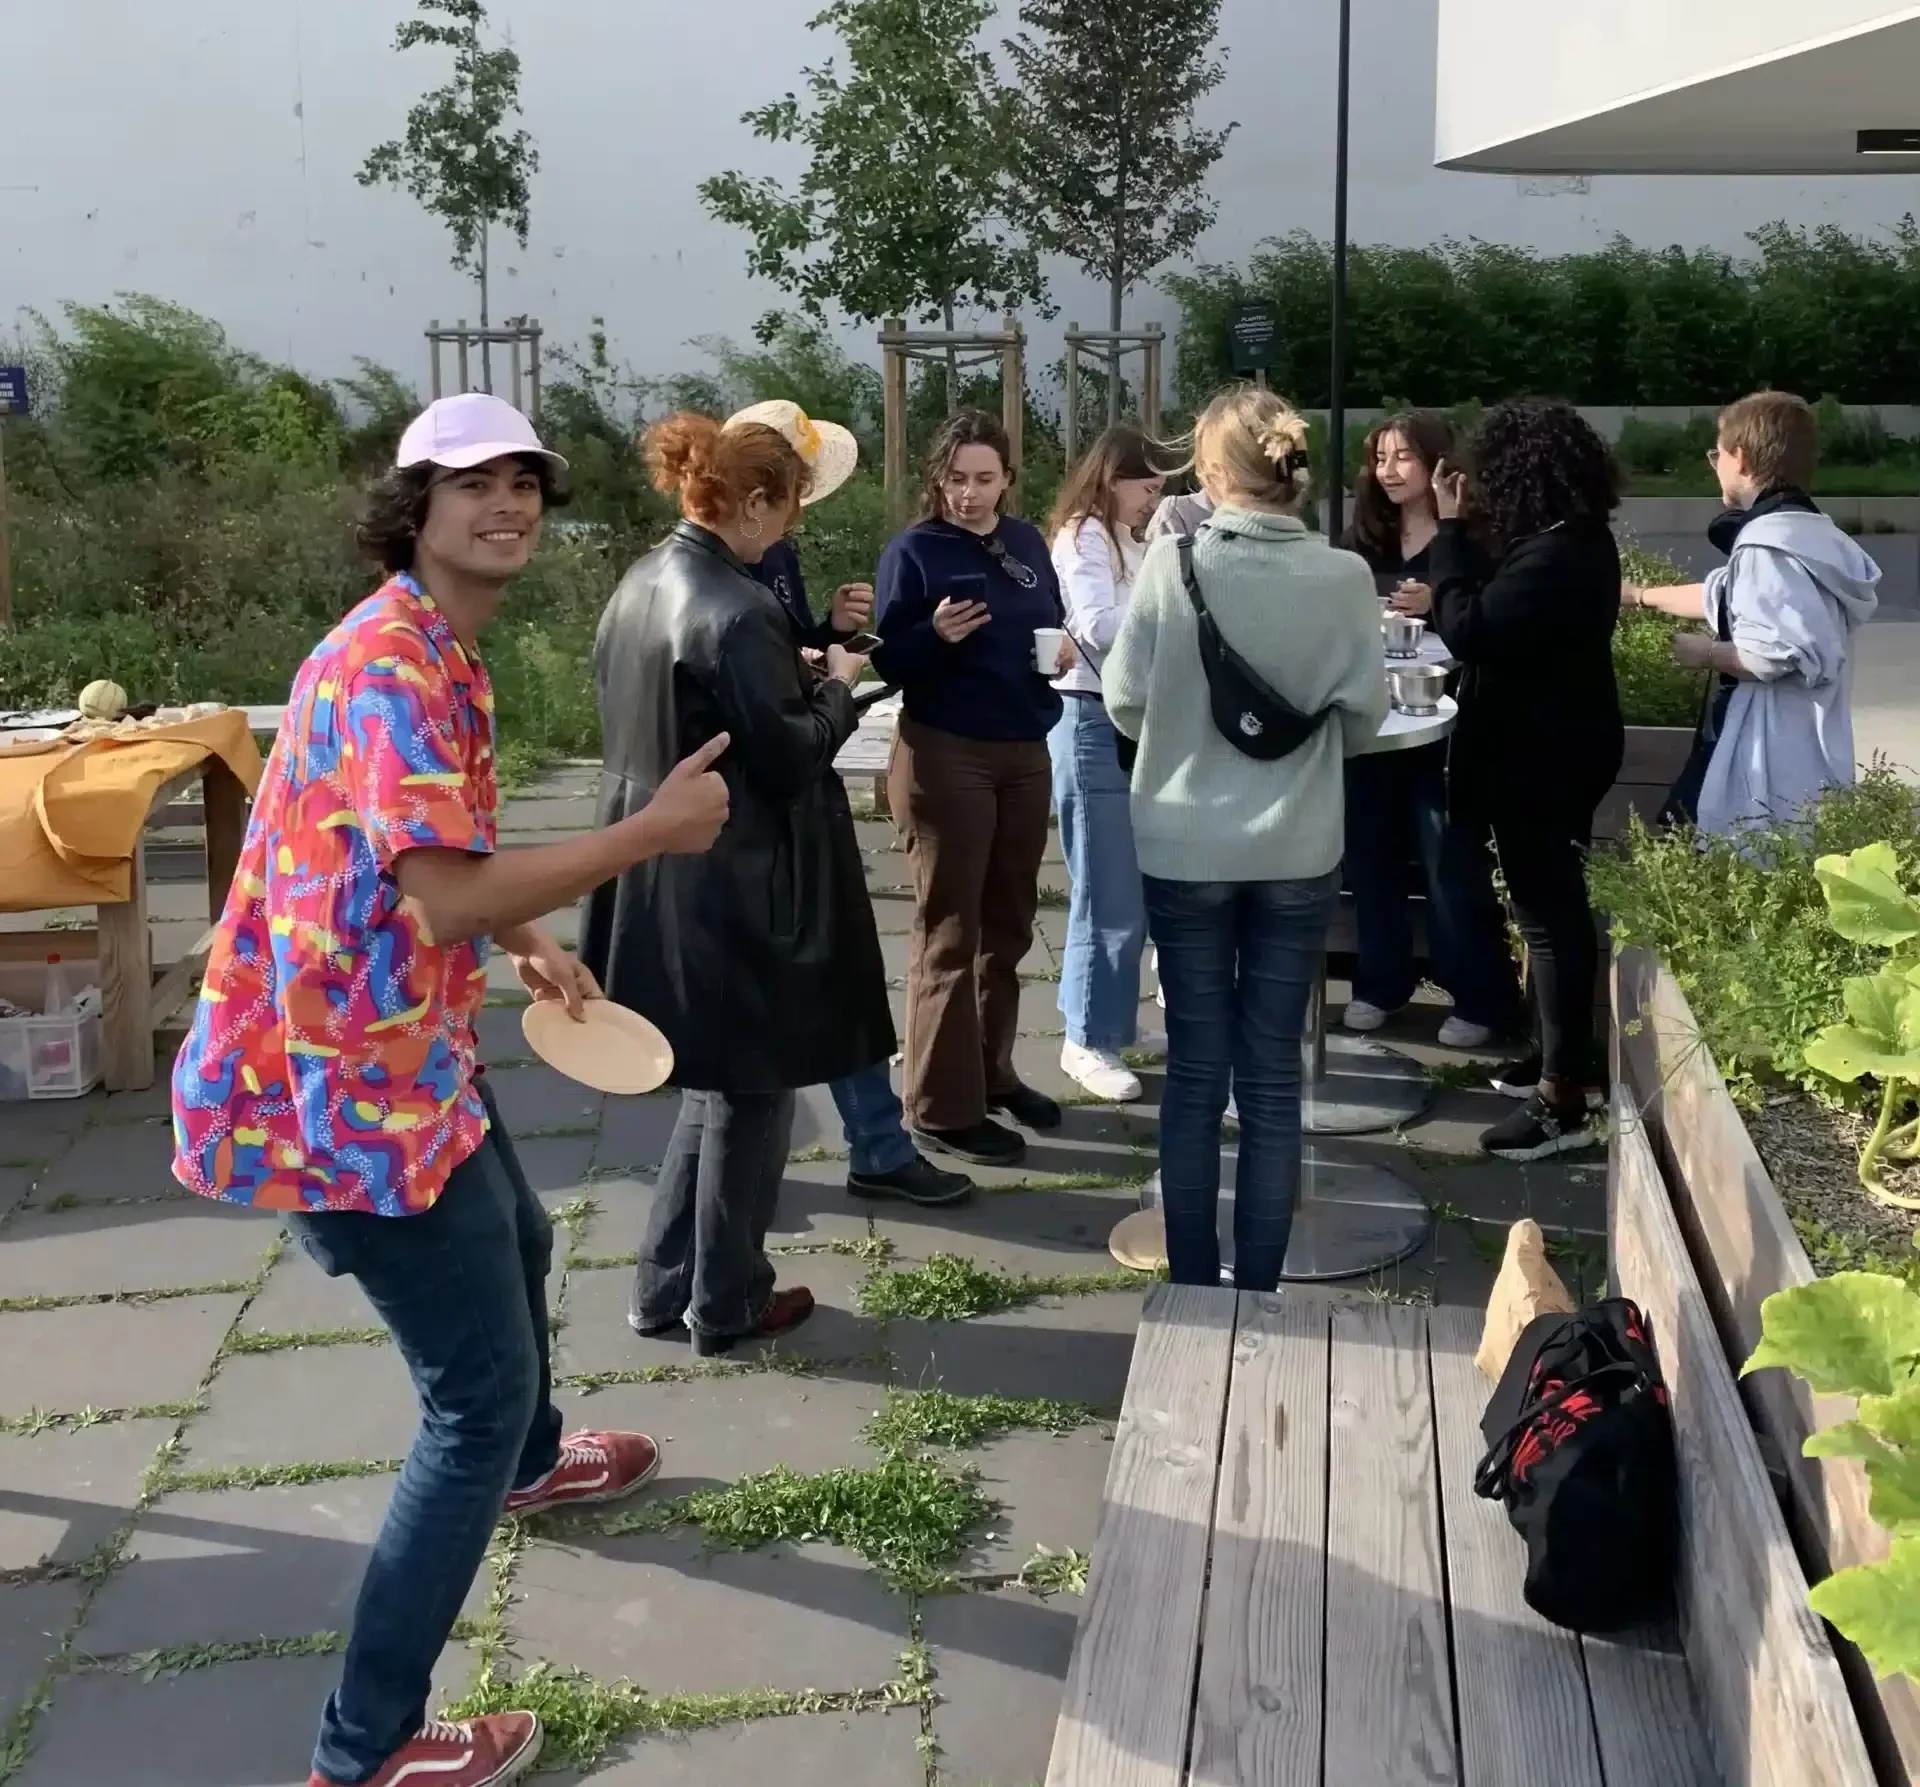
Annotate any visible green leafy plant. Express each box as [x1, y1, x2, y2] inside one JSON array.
[[1744, 1273, 1920, 1680], [1801, 844, 1920, 1206]]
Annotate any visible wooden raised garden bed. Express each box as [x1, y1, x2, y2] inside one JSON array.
[[1614, 946, 1920, 1785]]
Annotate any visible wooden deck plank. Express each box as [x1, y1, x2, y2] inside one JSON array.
[[1583, 1622, 1723, 1787], [1426, 1307, 1605, 1787], [1046, 1282, 1239, 1787], [1611, 1097, 1878, 1787], [1323, 1302, 1459, 1787], [1188, 1294, 1330, 1787]]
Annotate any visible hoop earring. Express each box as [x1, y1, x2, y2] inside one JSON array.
[[741, 513, 764, 542]]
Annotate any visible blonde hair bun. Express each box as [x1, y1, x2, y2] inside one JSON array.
[[1196, 385, 1315, 508]]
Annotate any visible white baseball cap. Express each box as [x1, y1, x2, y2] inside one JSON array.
[[396, 393, 569, 474]]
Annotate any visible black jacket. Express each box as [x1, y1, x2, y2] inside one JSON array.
[[577, 522, 896, 1092], [1430, 518, 1624, 824]]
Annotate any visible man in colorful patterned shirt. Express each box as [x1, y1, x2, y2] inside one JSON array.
[[172, 394, 731, 1787]]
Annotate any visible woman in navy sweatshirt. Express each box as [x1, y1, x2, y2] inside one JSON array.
[[873, 410, 1075, 1167]]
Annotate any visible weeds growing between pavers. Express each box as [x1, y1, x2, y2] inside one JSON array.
[[588, 1458, 994, 1591], [152, 1457, 404, 1494], [864, 1389, 1101, 1457], [222, 1326, 389, 1355], [449, 1657, 928, 1772], [858, 1253, 1154, 1322], [1015, 1544, 1091, 1598], [0, 1281, 255, 1315]]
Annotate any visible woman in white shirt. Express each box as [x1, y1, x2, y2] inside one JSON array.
[[1047, 426, 1167, 1101]]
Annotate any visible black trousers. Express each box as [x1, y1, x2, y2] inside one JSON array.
[[632, 1089, 796, 1341], [1487, 811, 1600, 1089]]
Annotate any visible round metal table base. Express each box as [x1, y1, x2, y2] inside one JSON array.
[[1303, 1032, 1435, 1137], [1136, 1145, 1433, 1284]]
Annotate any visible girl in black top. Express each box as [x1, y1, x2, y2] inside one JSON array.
[[1429, 401, 1624, 1163], [1340, 412, 1522, 1050]]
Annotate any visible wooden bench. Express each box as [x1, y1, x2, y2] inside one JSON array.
[[1049, 1285, 1716, 1785]]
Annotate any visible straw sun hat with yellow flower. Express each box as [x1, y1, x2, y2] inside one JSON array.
[[723, 400, 860, 506]]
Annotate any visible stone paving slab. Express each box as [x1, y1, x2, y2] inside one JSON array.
[[871, 1182, 1138, 1279], [11, 1648, 342, 1787], [185, 1342, 416, 1471], [240, 1245, 379, 1335], [0, 1579, 83, 1726], [0, 1097, 111, 1168], [0, 1200, 276, 1300], [480, 1064, 603, 1139], [83, 1474, 488, 1656], [590, 1095, 682, 1172], [2, 1296, 243, 1421], [921, 1585, 1080, 1787], [507, 1134, 599, 1200], [959, 1427, 1114, 1580], [557, 1373, 885, 1493], [0, 1165, 32, 1220], [514, 1528, 910, 1698], [576, 1706, 926, 1786], [0, 1419, 176, 1572], [29, 1113, 183, 1202], [889, 1291, 1143, 1410]]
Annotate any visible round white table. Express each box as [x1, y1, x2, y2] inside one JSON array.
[[1139, 687, 1460, 1284]]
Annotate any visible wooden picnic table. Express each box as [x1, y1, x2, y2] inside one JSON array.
[[1048, 1284, 1717, 1786]]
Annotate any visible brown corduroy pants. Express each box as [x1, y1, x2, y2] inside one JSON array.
[[888, 716, 1052, 1132]]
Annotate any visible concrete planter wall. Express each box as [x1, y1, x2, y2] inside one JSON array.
[[1613, 948, 1920, 1786]]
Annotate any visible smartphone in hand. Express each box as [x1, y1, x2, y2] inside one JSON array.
[[843, 631, 883, 654]]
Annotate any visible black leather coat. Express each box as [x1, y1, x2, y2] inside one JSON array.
[[577, 522, 896, 1093]]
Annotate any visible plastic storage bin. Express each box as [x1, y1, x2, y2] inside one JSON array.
[[0, 958, 103, 1100]]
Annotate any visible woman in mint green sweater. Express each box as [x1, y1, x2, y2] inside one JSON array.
[[1104, 387, 1388, 1290]]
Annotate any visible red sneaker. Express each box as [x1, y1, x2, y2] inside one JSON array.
[[503, 1430, 660, 1516], [310, 1712, 541, 1787]]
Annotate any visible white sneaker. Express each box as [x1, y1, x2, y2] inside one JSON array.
[[1343, 999, 1398, 1033], [1129, 1030, 1167, 1061], [1438, 1015, 1496, 1049], [1061, 1042, 1143, 1103]]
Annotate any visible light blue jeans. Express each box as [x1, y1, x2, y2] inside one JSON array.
[[830, 1064, 917, 1177], [1144, 871, 1341, 1292], [1048, 695, 1147, 1050]]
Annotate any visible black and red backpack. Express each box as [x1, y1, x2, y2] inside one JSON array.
[[1472, 1298, 1678, 1633]]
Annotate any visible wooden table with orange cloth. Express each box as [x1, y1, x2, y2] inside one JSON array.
[[0, 710, 264, 1090]]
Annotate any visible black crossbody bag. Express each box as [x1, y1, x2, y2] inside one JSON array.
[[1176, 533, 1329, 762]]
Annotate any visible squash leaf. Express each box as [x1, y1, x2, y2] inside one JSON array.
[[1809, 1538, 1920, 1682], [1817, 842, 1920, 951], [1743, 1273, 1920, 1398], [1805, 1411, 1920, 1534]]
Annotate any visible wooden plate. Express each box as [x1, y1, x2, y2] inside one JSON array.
[[1108, 1208, 1168, 1273], [521, 998, 674, 1095]]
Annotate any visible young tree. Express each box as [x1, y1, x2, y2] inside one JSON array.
[[359, 0, 537, 388], [700, 0, 1048, 407], [1000, 2, 1235, 422]]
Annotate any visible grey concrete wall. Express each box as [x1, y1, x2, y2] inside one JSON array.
[[1626, 528, 1920, 613]]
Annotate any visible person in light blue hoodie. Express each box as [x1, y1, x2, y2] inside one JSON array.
[[1629, 391, 1879, 839]]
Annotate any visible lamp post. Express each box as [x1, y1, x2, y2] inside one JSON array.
[[1327, 0, 1353, 543]]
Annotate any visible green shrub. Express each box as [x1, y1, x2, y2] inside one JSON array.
[[1589, 769, 1920, 1104]]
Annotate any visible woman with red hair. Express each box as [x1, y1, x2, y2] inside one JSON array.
[[580, 409, 894, 1356]]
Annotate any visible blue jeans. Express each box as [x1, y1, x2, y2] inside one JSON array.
[[1049, 696, 1147, 1049], [1343, 745, 1521, 1030], [831, 1064, 917, 1176], [1144, 871, 1340, 1292], [288, 1076, 561, 1785]]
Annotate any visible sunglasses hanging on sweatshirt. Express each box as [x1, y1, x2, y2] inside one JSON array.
[[975, 530, 1040, 592]]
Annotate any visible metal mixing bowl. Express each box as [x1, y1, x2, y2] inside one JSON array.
[[1382, 612, 1427, 658], [1386, 662, 1448, 715]]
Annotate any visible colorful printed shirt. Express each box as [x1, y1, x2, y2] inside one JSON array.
[[171, 574, 498, 1215]]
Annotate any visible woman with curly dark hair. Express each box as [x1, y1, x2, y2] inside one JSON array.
[[1429, 400, 1624, 1162]]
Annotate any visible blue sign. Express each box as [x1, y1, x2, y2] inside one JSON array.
[[0, 367, 27, 415]]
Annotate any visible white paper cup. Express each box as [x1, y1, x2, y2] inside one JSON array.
[[1034, 628, 1069, 675]]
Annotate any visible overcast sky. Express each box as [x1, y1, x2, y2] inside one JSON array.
[[4, 0, 1916, 397]]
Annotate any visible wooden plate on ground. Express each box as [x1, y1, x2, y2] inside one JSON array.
[[522, 998, 674, 1095], [1108, 1207, 1168, 1273]]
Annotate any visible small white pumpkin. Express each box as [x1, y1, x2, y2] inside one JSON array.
[[77, 679, 128, 722]]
